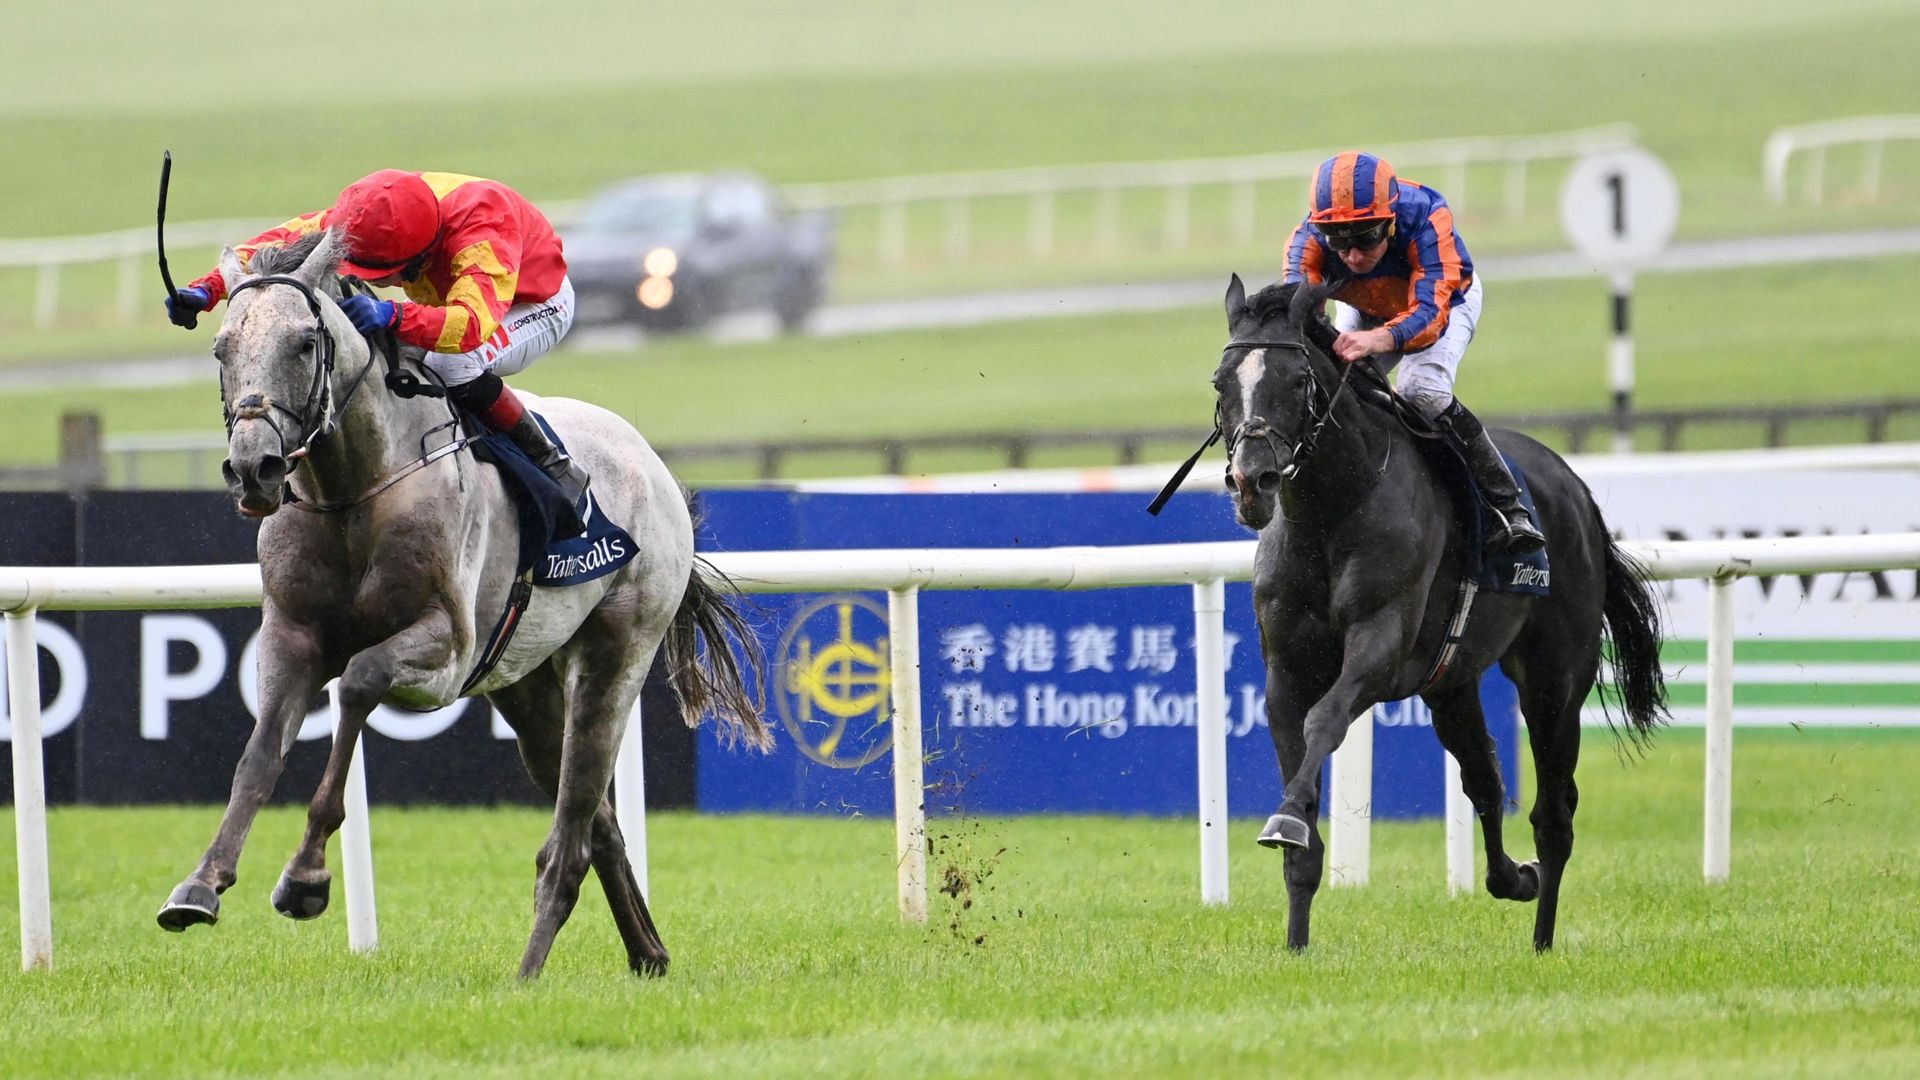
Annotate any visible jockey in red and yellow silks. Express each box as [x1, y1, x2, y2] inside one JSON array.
[[1281, 151, 1543, 554], [166, 170, 589, 507]]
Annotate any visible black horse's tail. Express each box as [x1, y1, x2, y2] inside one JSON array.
[[1598, 528, 1671, 749], [664, 555, 772, 751]]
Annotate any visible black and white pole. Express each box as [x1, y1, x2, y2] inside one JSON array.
[[1610, 271, 1634, 454], [1560, 148, 1678, 457]]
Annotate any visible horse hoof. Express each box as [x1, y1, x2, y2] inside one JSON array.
[[156, 882, 220, 932], [271, 871, 332, 921], [1257, 813, 1311, 849], [630, 951, 670, 979], [1513, 861, 1541, 903]]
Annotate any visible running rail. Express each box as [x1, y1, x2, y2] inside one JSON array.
[[8, 530, 1920, 970]]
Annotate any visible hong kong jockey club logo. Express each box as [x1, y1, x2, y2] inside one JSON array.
[[776, 595, 894, 768]]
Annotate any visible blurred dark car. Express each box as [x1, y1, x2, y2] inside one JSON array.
[[563, 172, 834, 334]]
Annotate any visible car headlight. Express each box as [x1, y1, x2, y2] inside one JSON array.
[[637, 276, 675, 310], [642, 246, 678, 278]]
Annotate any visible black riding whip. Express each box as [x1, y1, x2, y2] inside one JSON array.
[[157, 150, 194, 329]]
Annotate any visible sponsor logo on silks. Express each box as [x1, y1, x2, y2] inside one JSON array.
[[1510, 565, 1550, 589], [507, 304, 560, 332], [776, 595, 894, 768]]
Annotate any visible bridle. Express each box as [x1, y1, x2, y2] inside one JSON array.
[[221, 274, 467, 513], [1146, 336, 1357, 516], [221, 274, 376, 463]]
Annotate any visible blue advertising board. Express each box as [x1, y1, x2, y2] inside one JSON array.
[[693, 489, 1519, 820]]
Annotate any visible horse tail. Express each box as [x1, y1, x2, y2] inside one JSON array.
[[1597, 527, 1671, 749], [664, 555, 772, 751]]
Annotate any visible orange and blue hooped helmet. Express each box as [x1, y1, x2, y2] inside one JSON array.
[[1309, 152, 1400, 227]]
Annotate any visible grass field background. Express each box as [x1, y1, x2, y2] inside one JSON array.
[[1, 728, 1915, 1077], [3, 254, 1914, 485], [3, 0, 1920, 358]]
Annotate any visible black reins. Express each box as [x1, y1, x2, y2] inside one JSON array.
[[1147, 338, 1358, 516]]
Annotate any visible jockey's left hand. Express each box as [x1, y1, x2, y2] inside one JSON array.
[[339, 294, 398, 334], [1332, 327, 1395, 363]]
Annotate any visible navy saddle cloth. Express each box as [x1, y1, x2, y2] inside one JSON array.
[[466, 411, 637, 587], [1458, 450, 1551, 597]]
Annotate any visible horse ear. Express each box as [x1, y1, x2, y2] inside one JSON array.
[[217, 245, 247, 289], [294, 229, 346, 288], [1224, 273, 1246, 322]]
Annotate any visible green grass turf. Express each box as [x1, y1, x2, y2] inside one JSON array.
[[1, 254, 1912, 485], [3, 1, 1919, 357], [1, 727, 1916, 1077]]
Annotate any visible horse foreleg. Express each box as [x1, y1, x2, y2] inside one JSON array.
[[1270, 611, 1411, 849], [158, 621, 325, 932], [274, 612, 454, 922]]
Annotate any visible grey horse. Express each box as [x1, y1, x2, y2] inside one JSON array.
[[155, 229, 767, 979]]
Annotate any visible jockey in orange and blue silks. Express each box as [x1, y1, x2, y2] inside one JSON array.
[[1282, 151, 1543, 553], [165, 170, 589, 505]]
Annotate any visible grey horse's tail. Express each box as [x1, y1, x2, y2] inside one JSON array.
[[1597, 527, 1671, 749], [665, 555, 772, 751]]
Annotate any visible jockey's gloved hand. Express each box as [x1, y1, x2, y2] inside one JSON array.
[[339, 294, 399, 335], [164, 287, 212, 328]]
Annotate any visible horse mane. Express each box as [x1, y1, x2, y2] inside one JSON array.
[[1244, 280, 1341, 355], [247, 231, 336, 278]]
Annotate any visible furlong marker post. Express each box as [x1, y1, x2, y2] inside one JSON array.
[[332, 681, 379, 953], [888, 586, 928, 923], [1192, 577, 1230, 904]]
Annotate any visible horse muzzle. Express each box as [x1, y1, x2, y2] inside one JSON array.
[[1228, 446, 1288, 531], [222, 430, 288, 518]]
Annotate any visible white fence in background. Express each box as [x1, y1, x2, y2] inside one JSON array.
[[1764, 115, 1920, 205], [779, 124, 1639, 268], [0, 126, 1635, 329], [9, 529, 1920, 971]]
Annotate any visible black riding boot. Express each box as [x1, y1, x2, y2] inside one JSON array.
[[1439, 400, 1546, 554], [506, 411, 591, 509]]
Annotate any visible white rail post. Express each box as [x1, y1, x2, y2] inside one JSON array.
[[6, 609, 54, 971], [888, 586, 927, 923], [1862, 139, 1885, 201], [615, 695, 649, 899], [1163, 183, 1191, 251], [1807, 146, 1826, 204], [943, 198, 970, 264], [34, 264, 59, 330], [878, 200, 907, 268], [1027, 191, 1055, 258], [117, 256, 141, 324], [1328, 706, 1373, 887], [333, 681, 378, 954], [1229, 179, 1256, 246], [1192, 578, 1229, 905], [1703, 572, 1736, 883], [1503, 157, 1529, 222], [1444, 749, 1475, 896], [1094, 185, 1121, 254]]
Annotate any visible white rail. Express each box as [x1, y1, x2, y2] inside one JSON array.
[[1764, 115, 1920, 205], [0, 126, 1635, 328], [8, 529, 1920, 970]]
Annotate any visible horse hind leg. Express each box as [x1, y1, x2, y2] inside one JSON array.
[[1521, 690, 1582, 952], [1424, 682, 1538, 904]]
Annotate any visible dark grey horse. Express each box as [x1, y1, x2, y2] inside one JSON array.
[[155, 230, 767, 979], [1210, 275, 1667, 951]]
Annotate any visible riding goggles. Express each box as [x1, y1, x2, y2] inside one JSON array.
[[1321, 220, 1393, 252]]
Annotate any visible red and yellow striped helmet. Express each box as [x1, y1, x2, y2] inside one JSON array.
[[1308, 152, 1399, 226]]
